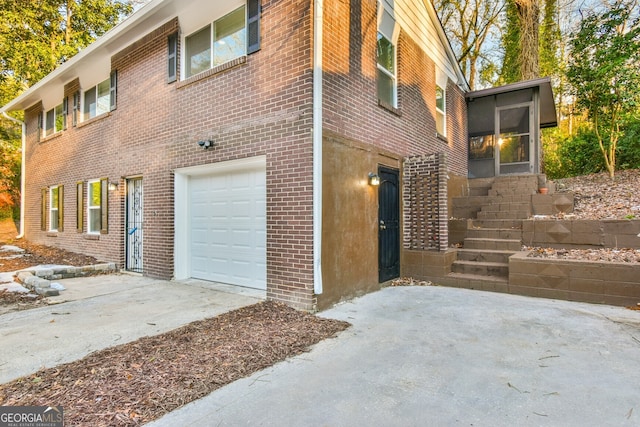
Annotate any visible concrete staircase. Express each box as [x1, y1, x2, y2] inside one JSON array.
[[443, 175, 540, 290]]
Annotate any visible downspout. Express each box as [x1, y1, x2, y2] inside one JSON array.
[[312, 0, 323, 295], [2, 112, 25, 238]]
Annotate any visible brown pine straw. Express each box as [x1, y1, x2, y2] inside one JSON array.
[[0, 301, 350, 426]]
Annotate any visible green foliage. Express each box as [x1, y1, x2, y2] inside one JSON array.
[[566, 1, 640, 179], [0, 0, 134, 105], [617, 118, 640, 170], [544, 117, 640, 179], [0, 0, 137, 215], [557, 128, 605, 177], [539, 0, 560, 79], [499, 0, 521, 84]]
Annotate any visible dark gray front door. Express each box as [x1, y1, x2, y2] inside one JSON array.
[[126, 177, 143, 273], [378, 166, 400, 283]]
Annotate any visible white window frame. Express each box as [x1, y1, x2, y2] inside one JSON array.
[[44, 103, 65, 137], [49, 186, 60, 232], [87, 179, 101, 234], [183, 4, 247, 79], [83, 78, 111, 121], [377, 32, 397, 108], [436, 85, 447, 136]]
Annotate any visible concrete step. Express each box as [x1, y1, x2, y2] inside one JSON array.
[[456, 249, 515, 264], [480, 202, 531, 213], [451, 260, 509, 277], [489, 188, 537, 197], [476, 211, 530, 220], [469, 187, 489, 197], [469, 219, 523, 229], [438, 273, 509, 292], [464, 238, 522, 251], [466, 227, 522, 240]]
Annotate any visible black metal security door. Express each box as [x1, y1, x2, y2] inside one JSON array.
[[126, 177, 143, 273], [378, 166, 400, 282]]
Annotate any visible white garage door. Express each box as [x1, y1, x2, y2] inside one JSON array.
[[189, 165, 266, 290]]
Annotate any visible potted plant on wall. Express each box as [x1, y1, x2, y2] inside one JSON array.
[[538, 175, 548, 194]]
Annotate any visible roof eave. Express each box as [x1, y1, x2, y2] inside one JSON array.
[[0, 0, 170, 114], [466, 77, 558, 127]]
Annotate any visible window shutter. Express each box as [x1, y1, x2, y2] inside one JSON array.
[[72, 92, 79, 126], [58, 185, 64, 232], [62, 97, 68, 130], [168, 32, 177, 83], [100, 178, 109, 234], [38, 111, 43, 141], [41, 188, 47, 231], [247, 0, 261, 54], [110, 70, 117, 111], [77, 181, 84, 232]]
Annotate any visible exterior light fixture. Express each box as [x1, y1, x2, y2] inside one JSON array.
[[368, 172, 381, 186], [108, 182, 118, 191], [197, 139, 214, 149]]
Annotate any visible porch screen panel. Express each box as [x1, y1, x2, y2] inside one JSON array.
[[499, 106, 530, 164]]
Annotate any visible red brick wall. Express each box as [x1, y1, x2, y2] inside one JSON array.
[[322, 0, 467, 174], [22, 0, 316, 309], [21, 0, 468, 310]]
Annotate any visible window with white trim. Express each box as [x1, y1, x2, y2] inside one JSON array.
[[185, 6, 246, 78], [377, 32, 397, 107], [50, 186, 59, 231], [83, 72, 116, 121], [49, 185, 63, 231], [87, 179, 102, 234], [44, 102, 66, 137], [436, 85, 446, 136], [84, 79, 110, 120]]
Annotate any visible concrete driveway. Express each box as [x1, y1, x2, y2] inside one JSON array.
[[150, 286, 640, 427], [0, 274, 264, 384]]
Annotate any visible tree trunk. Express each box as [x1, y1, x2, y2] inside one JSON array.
[[515, 0, 540, 80]]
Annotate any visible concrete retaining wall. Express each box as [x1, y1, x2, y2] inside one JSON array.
[[450, 219, 640, 249], [509, 252, 640, 307], [402, 249, 457, 279], [523, 220, 640, 249]]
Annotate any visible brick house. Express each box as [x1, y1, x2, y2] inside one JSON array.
[[1, 0, 469, 310]]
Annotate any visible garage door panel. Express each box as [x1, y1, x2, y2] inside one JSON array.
[[189, 164, 266, 290]]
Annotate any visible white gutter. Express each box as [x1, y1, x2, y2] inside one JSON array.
[[312, 0, 323, 295], [2, 112, 26, 238]]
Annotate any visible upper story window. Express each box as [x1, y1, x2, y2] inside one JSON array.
[[43, 101, 66, 137], [83, 72, 117, 121], [185, 6, 246, 78], [436, 85, 446, 136], [377, 32, 397, 108]]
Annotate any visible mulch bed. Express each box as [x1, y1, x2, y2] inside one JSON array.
[[556, 169, 640, 220], [527, 247, 640, 263], [0, 240, 100, 273], [0, 301, 350, 426]]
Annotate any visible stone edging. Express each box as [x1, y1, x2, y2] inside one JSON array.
[[15, 263, 118, 296]]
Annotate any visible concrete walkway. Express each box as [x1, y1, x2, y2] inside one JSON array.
[[0, 274, 264, 384], [149, 286, 640, 427]]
